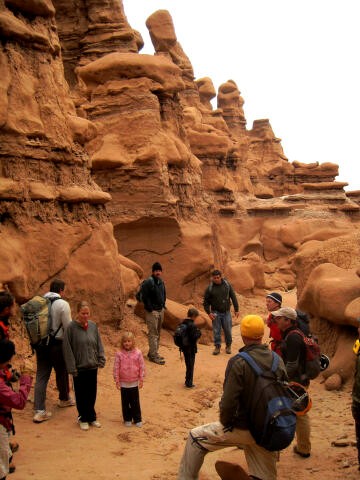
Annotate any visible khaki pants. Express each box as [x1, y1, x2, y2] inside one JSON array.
[[145, 309, 164, 359], [296, 412, 311, 454], [177, 421, 277, 480]]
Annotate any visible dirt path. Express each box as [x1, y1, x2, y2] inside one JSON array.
[[9, 306, 360, 480]]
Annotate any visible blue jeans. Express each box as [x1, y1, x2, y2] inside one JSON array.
[[212, 311, 232, 347]]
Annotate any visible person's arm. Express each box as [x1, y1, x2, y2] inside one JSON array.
[[203, 287, 212, 315], [284, 333, 303, 379], [113, 353, 120, 389], [229, 284, 239, 314], [0, 375, 32, 410], [96, 326, 106, 368], [138, 350, 145, 388], [62, 326, 77, 376], [60, 300, 72, 329], [219, 359, 244, 427], [142, 278, 153, 312]]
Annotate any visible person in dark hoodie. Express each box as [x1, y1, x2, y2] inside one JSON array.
[[141, 262, 166, 365], [178, 308, 202, 389]]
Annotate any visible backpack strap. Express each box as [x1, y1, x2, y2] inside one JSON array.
[[238, 351, 279, 375]]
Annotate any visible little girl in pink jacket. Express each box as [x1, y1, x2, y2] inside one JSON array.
[[113, 332, 145, 427]]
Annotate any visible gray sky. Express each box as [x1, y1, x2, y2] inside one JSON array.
[[124, 0, 360, 191]]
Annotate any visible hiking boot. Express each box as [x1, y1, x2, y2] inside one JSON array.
[[213, 346, 221, 355], [149, 356, 165, 365], [293, 445, 311, 458], [215, 460, 251, 480], [33, 410, 52, 423], [9, 461, 15, 474], [58, 398, 76, 408], [226, 345, 232, 354], [10, 442, 19, 453], [90, 420, 101, 428]]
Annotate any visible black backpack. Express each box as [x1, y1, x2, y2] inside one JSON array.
[[238, 351, 297, 451], [174, 323, 201, 350], [296, 310, 310, 336], [135, 277, 155, 303], [174, 323, 189, 349]]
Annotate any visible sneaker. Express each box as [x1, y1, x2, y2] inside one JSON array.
[[58, 398, 76, 408], [33, 410, 52, 423], [213, 346, 221, 355], [226, 346, 232, 354], [293, 446, 310, 458], [135, 422, 142, 427], [79, 421, 89, 431], [124, 421, 132, 427], [90, 420, 101, 428]]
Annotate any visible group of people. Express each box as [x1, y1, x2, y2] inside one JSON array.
[[1, 263, 360, 479]]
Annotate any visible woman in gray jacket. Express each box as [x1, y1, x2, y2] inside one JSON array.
[[63, 301, 106, 431]]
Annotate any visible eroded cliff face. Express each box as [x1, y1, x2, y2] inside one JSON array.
[[0, 0, 125, 322], [1, 0, 360, 353]]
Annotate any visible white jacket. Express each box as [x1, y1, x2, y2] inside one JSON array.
[[43, 292, 72, 340]]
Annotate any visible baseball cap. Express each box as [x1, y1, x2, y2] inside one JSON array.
[[272, 307, 297, 321]]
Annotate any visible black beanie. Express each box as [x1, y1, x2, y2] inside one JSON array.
[[0, 339, 15, 364], [152, 262, 163, 272], [266, 292, 282, 305]]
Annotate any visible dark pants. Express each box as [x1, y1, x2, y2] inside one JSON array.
[[34, 341, 69, 410], [120, 386, 141, 423], [352, 400, 360, 464], [183, 348, 196, 387], [73, 369, 98, 423]]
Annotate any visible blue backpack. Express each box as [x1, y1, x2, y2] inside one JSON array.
[[238, 351, 297, 451]]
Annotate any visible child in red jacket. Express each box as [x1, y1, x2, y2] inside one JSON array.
[[0, 339, 32, 480]]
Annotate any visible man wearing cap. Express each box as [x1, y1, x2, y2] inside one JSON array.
[[177, 314, 287, 480], [265, 292, 282, 355], [141, 262, 166, 365], [203, 270, 239, 355], [272, 306, 311, 459]]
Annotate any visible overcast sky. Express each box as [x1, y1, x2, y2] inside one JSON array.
[[124, 0, 360, 191]]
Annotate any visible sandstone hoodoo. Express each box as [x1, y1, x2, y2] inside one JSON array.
[[1, 0, 360, 394]]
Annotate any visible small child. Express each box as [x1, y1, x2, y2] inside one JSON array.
[[0, 339, 32, 480], [113, 332, 145, 427], [180, 308, 202, 389]]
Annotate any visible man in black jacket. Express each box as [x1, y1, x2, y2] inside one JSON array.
[[272, 306, 311, 459], [177, 314, 286, 480], [203, 270, 239, 355], [141, 262, 166, 365]]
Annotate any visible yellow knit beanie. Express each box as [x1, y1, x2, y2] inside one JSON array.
[[240, 314, 265, 339]]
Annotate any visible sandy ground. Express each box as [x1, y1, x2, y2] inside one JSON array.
[[8, 294, 360, 479]]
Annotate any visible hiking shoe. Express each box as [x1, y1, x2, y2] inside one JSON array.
[[33, 410, 52, 423], [9, 461, 15, 474], [58, 398, 76, 408], [135, 422, 142, 427], [226, 346, 232, 354], [215, 460, 251, 480], [213, 346, 221, 355], [10, 441, 19, 453], [149, 357, 165, 365], [124, 421, 132, 427], [79, 421, 89, 431], [90, 420, 101, 428], [293, 446, 310, 458]]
